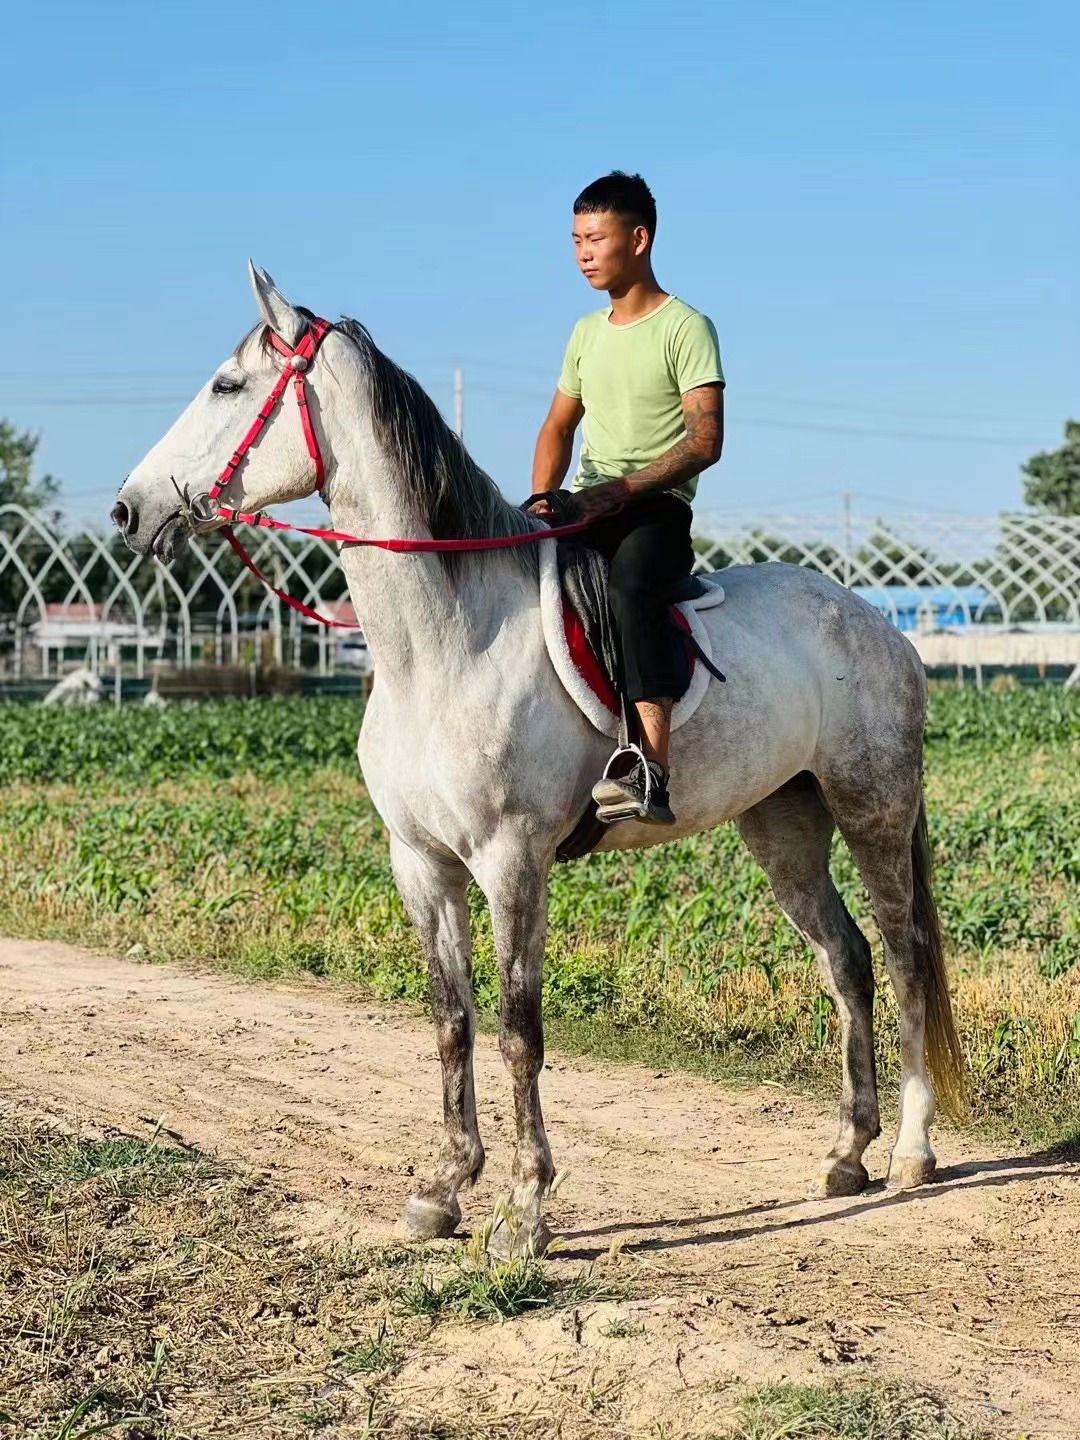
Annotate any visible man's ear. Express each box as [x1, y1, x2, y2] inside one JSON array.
[[247, 260, 306, 347]]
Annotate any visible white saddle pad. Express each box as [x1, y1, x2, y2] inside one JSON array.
[[538, 541, 725, 740]]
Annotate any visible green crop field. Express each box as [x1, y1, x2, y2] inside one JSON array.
[[2, 688, 1079, 1145]]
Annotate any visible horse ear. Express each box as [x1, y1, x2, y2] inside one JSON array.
[[247, 260, 305, 347]]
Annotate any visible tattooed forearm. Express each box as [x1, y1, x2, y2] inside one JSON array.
[[619, 384, 724, 500]]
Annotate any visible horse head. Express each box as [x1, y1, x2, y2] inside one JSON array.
[[112, 263, 339, 561]]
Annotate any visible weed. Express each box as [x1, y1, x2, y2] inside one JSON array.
[[44, 1387, 141, 1440], [712, 1379, 987, 1439], [396, 1269, 449, 1318], [331, 1320, 396, 1373], [146, 1341, 168, 1387], [357, 1393, 390, 1438], [0, 1129, 199, 1194], [395, 1205, 625, 1323], [299, 1397, 338, 1430]]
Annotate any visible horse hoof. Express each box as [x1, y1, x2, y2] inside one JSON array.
[[886, 1156, 936, 1192], [807, 1161, 869, 1200], [402, 1194, 461, 1240], [489, 1215, 555, 1260]]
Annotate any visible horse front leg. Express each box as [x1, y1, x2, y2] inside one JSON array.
[[478, 845, 555, 1255], [391, 837, 484, 1239]]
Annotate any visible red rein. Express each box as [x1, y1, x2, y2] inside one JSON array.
[[205, 318, 591, 630]]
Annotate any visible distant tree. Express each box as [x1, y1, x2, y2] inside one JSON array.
[[1, 422, 68, 628], [853, 528, 941, 585], [692, 526, 842, 575], [1022, 420, 1080, 516], [0, 420, 61, 514]]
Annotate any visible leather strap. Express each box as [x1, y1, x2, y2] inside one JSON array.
[[206, 318, 593, 629], [209, 318, 333, 510]]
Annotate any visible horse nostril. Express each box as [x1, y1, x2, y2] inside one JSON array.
[[110, 499, 136, 536]]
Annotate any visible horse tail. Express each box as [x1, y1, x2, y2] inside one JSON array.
[[912, 795, 968, 1121]]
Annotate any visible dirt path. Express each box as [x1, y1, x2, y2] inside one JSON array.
[[3, 938, 1079, 1437]]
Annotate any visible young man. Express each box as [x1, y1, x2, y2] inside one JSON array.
[[529, 171, 725, 826]]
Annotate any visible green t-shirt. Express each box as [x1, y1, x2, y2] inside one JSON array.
[[557, 295, 724, 505]]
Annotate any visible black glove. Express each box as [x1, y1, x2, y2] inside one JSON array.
[[520, 491, 577, 521]]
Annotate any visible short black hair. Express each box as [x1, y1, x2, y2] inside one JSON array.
[[573, 171, 657, 244]]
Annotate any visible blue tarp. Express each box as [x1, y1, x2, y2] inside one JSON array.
[[852, 585, 992, 631]]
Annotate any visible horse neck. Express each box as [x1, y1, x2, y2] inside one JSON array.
[[325, 413, 534, 691]]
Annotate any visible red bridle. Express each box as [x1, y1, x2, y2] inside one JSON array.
[[200, 318, 593, 629]]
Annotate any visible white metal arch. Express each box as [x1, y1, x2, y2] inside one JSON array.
[[4, 503, 1080, 680]]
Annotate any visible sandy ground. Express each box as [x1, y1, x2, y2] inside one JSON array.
[[2, 937, 1079, 1438]]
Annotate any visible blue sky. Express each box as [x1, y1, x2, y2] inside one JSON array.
[[2, 0, 1076, 526]]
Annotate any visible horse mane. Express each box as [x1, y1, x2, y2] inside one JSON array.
[[237, 311, 538, 576]]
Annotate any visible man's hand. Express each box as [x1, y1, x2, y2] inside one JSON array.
[[523, 494, 558, 519], [566, 482, 627, 521], [522, 483, 624, 524]]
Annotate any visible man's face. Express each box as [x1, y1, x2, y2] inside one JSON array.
[[572, 210, 648, 290]]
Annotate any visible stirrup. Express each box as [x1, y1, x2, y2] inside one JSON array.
[[592, 745, 670, 825]]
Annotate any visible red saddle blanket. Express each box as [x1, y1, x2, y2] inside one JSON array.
[[562, 600, 694, 716]]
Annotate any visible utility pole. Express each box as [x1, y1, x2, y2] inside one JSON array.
[[453, 364, 464, 440], [842, 490, 853, 589]]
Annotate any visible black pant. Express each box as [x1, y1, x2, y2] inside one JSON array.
[[584, 494, 694, 703]]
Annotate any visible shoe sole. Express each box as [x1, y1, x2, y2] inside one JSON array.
[[592, 776, 633, 808], [595, 799, 677, 827], [592, 778, 676, 827]]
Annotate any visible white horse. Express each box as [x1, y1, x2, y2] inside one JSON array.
[[43, 666, 103, 706], [113, 263, 964, 1251]]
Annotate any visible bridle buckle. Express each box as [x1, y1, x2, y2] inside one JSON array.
[[188, 492, 220, 526]]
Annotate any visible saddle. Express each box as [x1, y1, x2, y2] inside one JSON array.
[[558, 539, 725, 716], [525, 496, 727, 863], [529, 492, 725, 732]]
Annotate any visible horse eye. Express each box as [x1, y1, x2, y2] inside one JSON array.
[[212, 376, 244, 395]]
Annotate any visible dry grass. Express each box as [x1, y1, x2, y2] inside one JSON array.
[[0, 1117, 386, 1436], [0, 1118, 386, 1435], [0, 1118, 627, 1439]]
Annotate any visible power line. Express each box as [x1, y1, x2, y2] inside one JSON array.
[[33, 488, 1026, 528], [2, 375, 1045, 448], [430, 357, 1065, 430], [0, 369, 210, 382], [461, 383, 1038, 447], [1, 362, 1061, 432]]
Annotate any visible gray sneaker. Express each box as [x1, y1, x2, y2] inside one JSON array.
[[592, 760, 676, 826]]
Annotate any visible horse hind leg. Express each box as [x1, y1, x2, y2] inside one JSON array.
[[823, 783, 967, 1192], [736, 774, 881, 1199], [391, 838, 485, 1238]]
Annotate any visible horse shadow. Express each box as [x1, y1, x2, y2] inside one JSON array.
[[554, 1137, 1080, 1260]]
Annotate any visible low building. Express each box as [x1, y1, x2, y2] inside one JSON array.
[[29, 603, 150, 676], [851, 585, 994, 633]]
